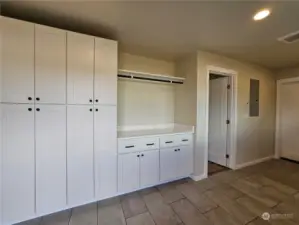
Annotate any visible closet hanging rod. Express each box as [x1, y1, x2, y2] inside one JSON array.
[[118, 69, 185, 84]]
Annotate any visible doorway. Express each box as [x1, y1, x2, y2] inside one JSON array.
[[208, 73, 231, 175]]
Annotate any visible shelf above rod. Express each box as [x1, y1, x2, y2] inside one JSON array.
[[118, 69, 185, 84]]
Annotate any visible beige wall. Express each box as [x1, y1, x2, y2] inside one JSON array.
[[174, 54, 198, 126], [276, 66, 299, 80], [118, 52, 176, 127], [195, 51, 276, 176]]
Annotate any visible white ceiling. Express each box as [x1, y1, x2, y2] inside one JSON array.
[[2, 1, 299, 69]]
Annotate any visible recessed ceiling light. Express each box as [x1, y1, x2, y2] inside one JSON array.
[[253, 9, 271, 21]]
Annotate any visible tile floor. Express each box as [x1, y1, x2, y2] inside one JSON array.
[[16, 159, 299, 225], [208, 161, 230, 176]]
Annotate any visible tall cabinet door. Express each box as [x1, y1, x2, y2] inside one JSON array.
[[94, 38, 117, 105], [67, 32, 94, 105], [160, 148, 177, 182], [118, 153, 140, 193], [35, 25, 66, 104], [1, 104, 35, 224], [67, 105, 94, 206], [177, 146, 193, 178], [94, 105, 117, 199], [140, 150, 159, 188], [35, 105, 67, 215], [2, 17, 34, 103]]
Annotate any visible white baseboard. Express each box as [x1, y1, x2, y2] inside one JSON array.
[[235, 155, 274, 169], [190, 173, 207, 181]]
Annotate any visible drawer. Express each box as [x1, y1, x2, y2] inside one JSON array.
[[176, 134, 193, 146], [118, 137, 159, 154], [160, 135, 178, 149]]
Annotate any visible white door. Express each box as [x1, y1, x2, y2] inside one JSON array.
[[177, 146, 193, 178], [208, 77, 229, 166], [35, 105, 67, 215], [35, 25, 66, 104], [2, 17, 34, 103], [67, 105, 94, 206], [140, 150, 159, 188], [94, 105, 117, 199], [2, 104, 35, 224], [118, 153, 140, 193], [279, 82, 299, 162], [67, 32, 94, 105], [94, 38, 117, 105], [160, 148, 177, 182]]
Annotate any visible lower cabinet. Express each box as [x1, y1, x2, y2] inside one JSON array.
[[67, 105, 94, 206], [118, 150, 159, 193], [160, 146, 193, 182], [1, 104, 35, 225], [36, 105, 67, 215]]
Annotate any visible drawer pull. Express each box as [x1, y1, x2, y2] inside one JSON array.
[[146, 143, 155, 146], [165, 141, 173, 144], [182, 139, 189, 142], [125, 145, 135, 148]]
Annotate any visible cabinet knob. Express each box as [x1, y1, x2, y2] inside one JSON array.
[[95, 108, 98, 112], [174, 149, 177, 152], [137, 155, 140, 157], [89, 108, 93, 112], [141, 154, 144, 157], [28, 97, 32, 101], [95, 99, 99, 103], [178, 149, 180, 151], [89, 99, 93, 103], [36, 97, 40, 101], [28, 108, 32, 111], [36, 108, 40, 111]]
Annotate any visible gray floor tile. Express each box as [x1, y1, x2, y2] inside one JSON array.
[[171, 199, 213, 225], [205, 189, 256, 224], [120, 192, 147, 218], [192, 178, 218, 193], [157, 182, 185, 204], [126, 212, 155, 225], [69, 203, 97, 225], [15, 218, 41, 225], [204, 207, 241, 225], [176, 183, 217, 213], [40, 210, 71, 225], [98, 198, 126, 225], [209, 184, 244, 200]]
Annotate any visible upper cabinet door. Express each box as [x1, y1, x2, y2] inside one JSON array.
[[35, 25, 66, 104], [67, 32, 94, 105], [67, 105, 94, 207], [94, 105, 117, 199], [2, 104, 35, 224], [35, 105, 67, 215], [2, 18, 34, 103], [94, 38, 117, 105]]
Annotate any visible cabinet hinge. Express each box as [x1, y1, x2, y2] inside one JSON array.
[[226, 120, 230, 125], [226, 154, 230, 159]]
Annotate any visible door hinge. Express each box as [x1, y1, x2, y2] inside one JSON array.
[[227, 84, 231, 89], [226, 120, 230, 125], [226, 154, 230, 159]]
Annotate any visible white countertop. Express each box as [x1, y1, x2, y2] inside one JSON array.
[[118, 124, 194, 139]]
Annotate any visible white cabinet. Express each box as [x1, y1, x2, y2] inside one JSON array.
[[140, 150, 159, 188], [160, 148, 178, 182], [118, 153, 140, 193], [160, 146, 193, 182], [67, 105, 94, 206], [1, 104, 35, 224], [94, 105, 117, 199], [94, 38, 117, 105], [35, 105, 67, 215], [177, 146, 193, 178], [1, 17, 34, 103], [67, 32, 94, 105], [118, 150, 159, 193], [35, 25, 66, 104]]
